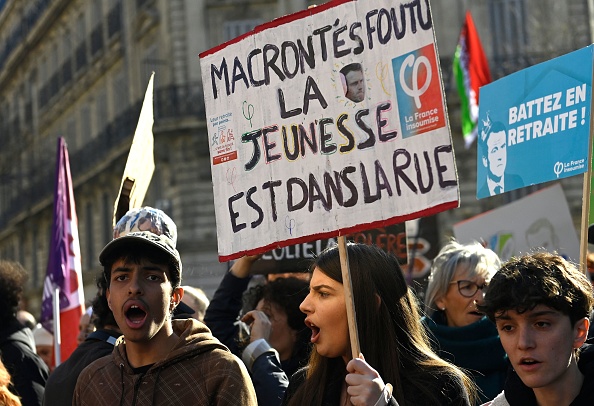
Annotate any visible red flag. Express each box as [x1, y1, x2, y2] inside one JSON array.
[[41, 137, 85, 364], [453, 11, 492, 148]]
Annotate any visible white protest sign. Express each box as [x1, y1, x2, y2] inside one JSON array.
[[200, 0, 459, 261], [454, 183, 580, 262]]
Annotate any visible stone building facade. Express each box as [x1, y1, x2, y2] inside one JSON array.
[[0, 0, 590, 312]]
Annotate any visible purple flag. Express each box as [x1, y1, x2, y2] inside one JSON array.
[[41, 137, 85, 362]]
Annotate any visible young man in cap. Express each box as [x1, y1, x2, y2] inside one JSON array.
[[73, 207, 256, 405], [480, 252, 594, 406]]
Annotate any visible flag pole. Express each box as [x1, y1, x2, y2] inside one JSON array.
[[52, 287, 62, 366], [579, 85, 594, 275]]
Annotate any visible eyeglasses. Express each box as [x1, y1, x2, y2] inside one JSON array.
[[449, 280, 488, 298]]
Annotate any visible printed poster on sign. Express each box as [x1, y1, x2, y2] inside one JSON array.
[[455, 184, 579, 262], [476, 45, 592, 199], [200, 0, 459, 261], [209, 112, 238, 165], [393, 44, 446, 138]]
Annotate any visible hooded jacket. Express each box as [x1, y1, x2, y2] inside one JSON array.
[[73, 319, 257, 406], [43, 329, 121, 406], [0, 319, 49, 406]]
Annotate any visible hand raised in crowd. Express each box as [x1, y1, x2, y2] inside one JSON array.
[[241, 309, 272, 342], [229, 254, 263, 278], [345, 354, 392, 406]]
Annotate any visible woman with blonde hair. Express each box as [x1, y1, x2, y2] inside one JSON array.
[[0, 359, 21, 406]]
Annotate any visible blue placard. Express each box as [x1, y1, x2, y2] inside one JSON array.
[[477, 45, 593, 199]]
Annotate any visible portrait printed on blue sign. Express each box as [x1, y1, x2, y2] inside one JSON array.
[[477, 114, 524, 198], [476, 45, 593, 200]]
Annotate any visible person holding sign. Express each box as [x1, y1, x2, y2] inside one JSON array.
[[283, 243, 476, 406], [478, 119, 524, 197], [423, 241, 508, 404], [479, 253, 594, 406]]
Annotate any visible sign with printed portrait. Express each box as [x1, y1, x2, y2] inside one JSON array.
[[477, 46, 593, 199], [200, 0, 459, 261]]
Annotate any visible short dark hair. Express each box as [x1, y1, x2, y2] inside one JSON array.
[[479, 252, 594, 326], [242, 277, 310, 359], [0, 261, 27, 327], [340, 62, 363, 77], [92, 271, 117, 329], [102, 241, 180, 290]]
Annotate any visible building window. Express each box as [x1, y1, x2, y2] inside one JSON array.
[[39, 56, 48, 108], [95, 89, 108, 137], [32, 229, 38, 285], [49, 43, 60, 100], [80, 103, 91, 144], [86, 202, 94, 270], [66, 118, 76, 151], [107, 1, 122, 38], [141, 46, 161, 85], [75, 12, 87, 72], [24, 71, 34, 126], [223, 19, 261, 42], [113, 71, 128, 116], [90, 0, 104, 57], [489, 0, 528, 77], [19, 234, 25, 269], [103, 193, 112, 245]]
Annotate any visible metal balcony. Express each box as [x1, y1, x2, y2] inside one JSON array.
[[0, 82, 206, 230]]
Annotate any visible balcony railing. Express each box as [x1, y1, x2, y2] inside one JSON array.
[[154, 82, 206, 120], [0, 82, 206, 230], [0, 0, 52, 72]]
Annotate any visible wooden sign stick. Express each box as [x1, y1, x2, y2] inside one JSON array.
[[338, 235, 361, 359], [579, 97, 594, 275]]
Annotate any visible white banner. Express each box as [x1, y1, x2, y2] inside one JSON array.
[[200, 0, 459, 261], [454, 184, 580, 262]]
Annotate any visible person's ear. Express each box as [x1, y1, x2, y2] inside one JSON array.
[[375, 293, 382, 310], [572, 317, 589, 349], [106, 288, 112, 310], [482, 155, 488, 168], [170, 287, 184, 311], [435, 296, 446, 311]]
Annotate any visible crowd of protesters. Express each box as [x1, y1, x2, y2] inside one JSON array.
[[2, 206, 594, 405]]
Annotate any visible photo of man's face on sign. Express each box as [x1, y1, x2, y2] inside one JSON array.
[[340, 63, 366, 103]]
